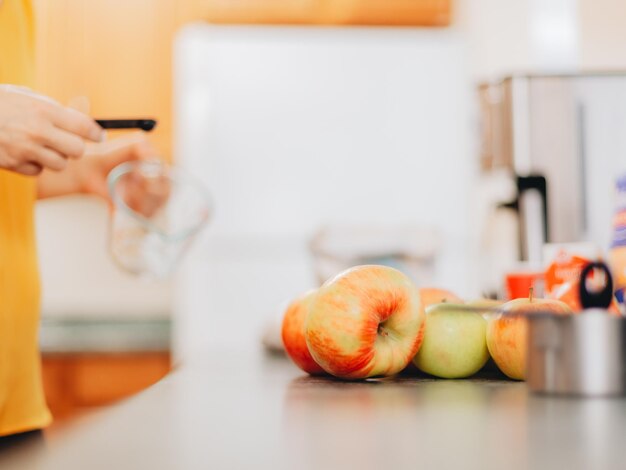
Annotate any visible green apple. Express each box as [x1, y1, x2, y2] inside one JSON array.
[[413, 303, 489, 379]]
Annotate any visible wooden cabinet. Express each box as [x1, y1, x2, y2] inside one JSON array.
[[42, 352, 171, 423], [33, 0, 199, 161], [198, 0, 452, 26]]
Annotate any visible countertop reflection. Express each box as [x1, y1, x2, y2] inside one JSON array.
[[3, 351, 626, 469]]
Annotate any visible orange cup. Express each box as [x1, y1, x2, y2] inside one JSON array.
[[505, 271, 545, 300]]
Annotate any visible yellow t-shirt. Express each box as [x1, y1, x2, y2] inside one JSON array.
[[0, 0, 52, 435]]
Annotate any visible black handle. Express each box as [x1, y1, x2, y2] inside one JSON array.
[[578, 261, 614, 310], [499, 174, 549, 260], [95, 119, 157, 132]]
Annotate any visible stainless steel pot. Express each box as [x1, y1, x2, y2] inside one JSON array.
[[526, 262, 625, 396]]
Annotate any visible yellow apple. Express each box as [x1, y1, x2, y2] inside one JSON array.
[[413, 303, 489, 378], [486, 292, 572, 380]]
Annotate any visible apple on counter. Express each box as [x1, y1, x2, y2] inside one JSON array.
[[395, 287, 465, 375], [486, 289, 572, 380], [419, 287, 464, 310], [281, 290, 327, 375], [413, 303, 489, 379], [305, 265, 425, 379]]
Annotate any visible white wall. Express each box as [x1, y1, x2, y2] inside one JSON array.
[[172, 25, 474, 359], [455, 0, 534, 79], [455, 0, 579, 79], [36, 197, 171, 318], [457, 0, 626, 77], [579, 0, 626, 69]]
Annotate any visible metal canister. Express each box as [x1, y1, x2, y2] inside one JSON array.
[[526, 262, 625, 396]]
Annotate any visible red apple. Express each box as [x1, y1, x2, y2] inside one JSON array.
[[305, 265, 425, 379], [419, 287, 464, 310], [281, 290, 326, 375], [486, 290, 572, 380]]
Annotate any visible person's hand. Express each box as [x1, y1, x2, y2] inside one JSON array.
[[0, 85, 104, 176], [120, 160, 172, 218], [74, 134, 159, 202], [36, 133, 160, 202], [80, 135, 171, 217]]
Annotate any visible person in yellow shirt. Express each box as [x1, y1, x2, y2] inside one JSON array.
[[0, 0, 155, 441]]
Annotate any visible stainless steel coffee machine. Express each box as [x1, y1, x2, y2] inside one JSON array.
[[477, 73, 626, 294]]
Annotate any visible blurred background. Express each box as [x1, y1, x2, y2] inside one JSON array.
[[32, 0, 626, 425]]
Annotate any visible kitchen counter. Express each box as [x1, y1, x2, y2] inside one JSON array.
[[3, 351, 626, 470], [39, 317, 171, 353]]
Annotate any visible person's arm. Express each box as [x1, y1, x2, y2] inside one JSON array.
[[37, 135, 157, 201], [0, 86, 104, 175]]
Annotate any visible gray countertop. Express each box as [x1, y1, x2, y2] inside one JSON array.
[[3, 350, 626, 470], [39, 317, 171, 353]]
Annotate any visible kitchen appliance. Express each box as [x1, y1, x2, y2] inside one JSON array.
[[526, 262, 625, 396], [478, 73, 626, 293]]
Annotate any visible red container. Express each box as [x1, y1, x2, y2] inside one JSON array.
[[505, 271, 545, 300]]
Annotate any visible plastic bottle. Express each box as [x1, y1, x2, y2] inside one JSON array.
[[609, 174, 626, 307]]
